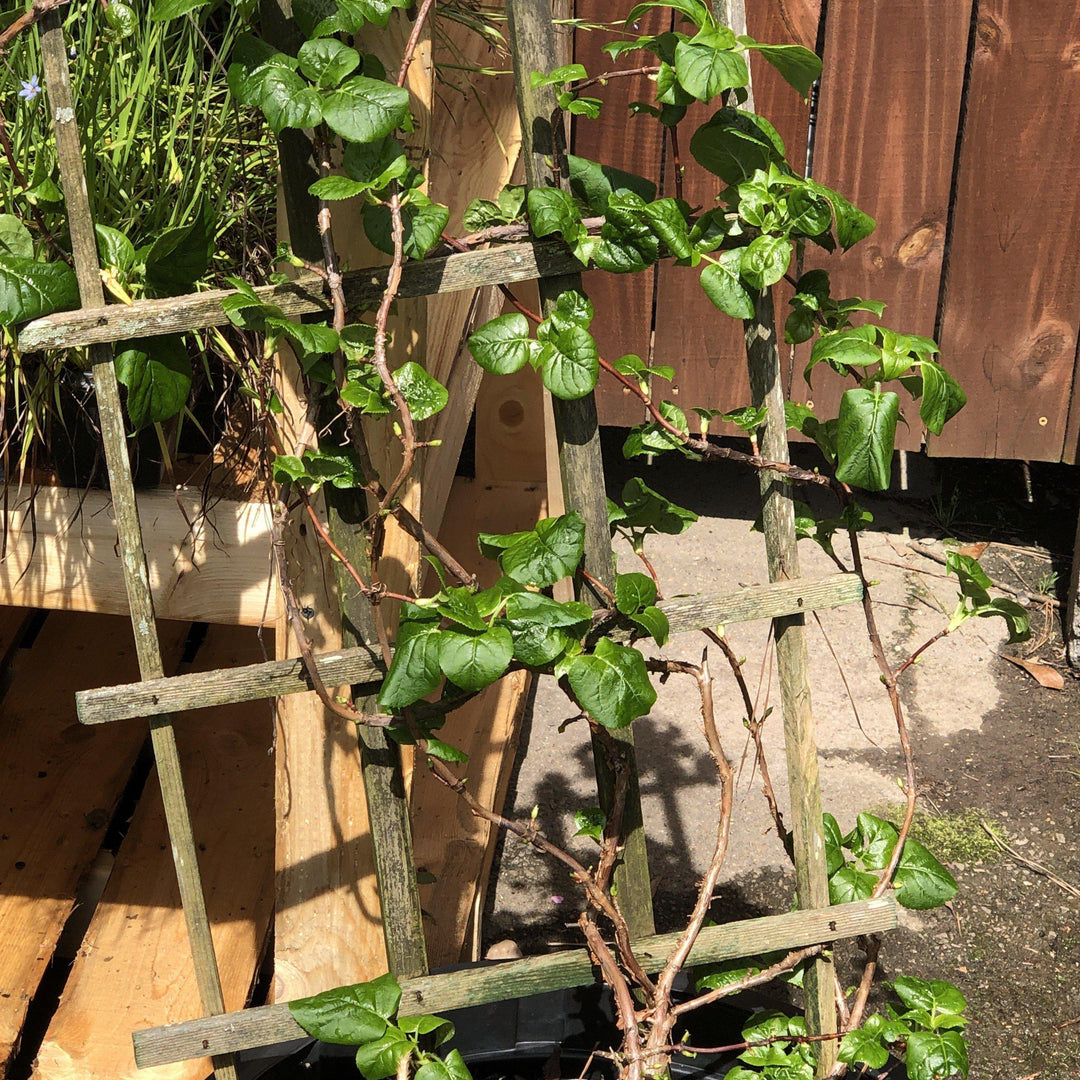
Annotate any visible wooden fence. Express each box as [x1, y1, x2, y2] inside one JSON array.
[[577, 0, 1080, 464]]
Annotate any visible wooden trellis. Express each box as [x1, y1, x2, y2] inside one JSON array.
[[19, 1, 898, 1078]]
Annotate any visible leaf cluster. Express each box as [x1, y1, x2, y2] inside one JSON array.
[[289, 973, 466, 1080]]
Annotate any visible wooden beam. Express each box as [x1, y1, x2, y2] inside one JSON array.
[[15, 241, 583, 353], [0, 485, 274, 626], [75, 573, 864, 725], [133, 897, 898, 1068], [34, 625, 275, 1080]]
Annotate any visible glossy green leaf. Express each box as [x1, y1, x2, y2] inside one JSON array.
[[567, 638, 657, 728], [834, 388, 899, 491], [743, 42, 822, 97], [527, 187, 583, 243], [378, 621, 444, 708], [468, 313, 538, 375], [905, 1031, 969, 1080], [322, 75, 410, 143], [503, 592, 591, 629], [741, 233, 791, 289], [568, 154, 656, 214], [436, 587, 486, 632], [689, 107, 785, 184], [975, 596, 1030, 643], [674, 39, 748, 101], [413, 1049, 472, 1080], [95, 225, 136, 275], [114, 335, 192, 429], [823, 812, 845, 876], [805, 178, 875, 249], [0, 256, 79, 327], [493, 513, 586, 587], [615, 572, 657, 614], [537, 322, 599, 400], [228, 56, 323, 135], [614, 477, 697, 536], [507, 621, 573, 667], [105, 1, 137, 37], [364, 193, 450, 259], [892, 976, 967, 1020], [838, 1014, 891, 1070], [398, 1014, 456, 1045], [289, 972, 401, 1045], [573, 806, 607, 841], [151, 0, 212, 19], [847, 812, 899, 871], [144, 200, 216, 296], [828, 864, 877, 905], [918, 361, 967, 435], [394, 361, 448, 421], [299, 38, 361, 87], [630, 605, 669, 646], [0, 216, 33, 260], [893, 838, 958, 910], [700, 248, 755, 318], [625, 0, 712, 30], [341, 136, 409, 192], [439, 627, 514, 692], [354, 1027, 412, 1080]]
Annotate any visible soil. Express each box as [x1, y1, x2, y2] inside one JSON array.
[[482, 447, 1080, 1080]]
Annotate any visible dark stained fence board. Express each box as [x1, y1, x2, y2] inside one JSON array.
[[574, 0, 667, 427], [652, 1, 821, 431], [933, 1, 1080, 460], [802, 0, 969, 452]]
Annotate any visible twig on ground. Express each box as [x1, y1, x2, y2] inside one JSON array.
[[981, 821, 1080, 898]]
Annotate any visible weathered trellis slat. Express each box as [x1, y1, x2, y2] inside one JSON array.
[[133, 897, 898, 1068], [36, 12, 237, 1080], [15, 240, 583, 352], [507, 0, 654, 942], [726, 1, 836, 1067], [76, 573, 863, 725]]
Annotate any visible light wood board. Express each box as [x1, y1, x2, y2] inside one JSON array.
[[411, 478, 545, 967], [0, 612, 189, 1071], [34, 623, 275, 1080], [0, 486, 274, 626]]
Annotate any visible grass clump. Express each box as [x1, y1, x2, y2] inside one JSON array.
[[875, 803, 1003, 865]]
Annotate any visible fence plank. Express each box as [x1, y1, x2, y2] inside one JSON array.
[[573, 0, 667, 428], [933, 1, 1080, 460], [133, 897, 898, 1068], [805, 0, 968, 450]]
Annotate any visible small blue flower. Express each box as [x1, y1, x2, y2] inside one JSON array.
[[19, 75, 41, 101]]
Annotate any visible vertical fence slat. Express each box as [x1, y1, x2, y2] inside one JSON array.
[[506, 0, 656, 941], [36, 13, 236, 1079], [934, 1, 1080, 461], [804, 0, 968, 449]]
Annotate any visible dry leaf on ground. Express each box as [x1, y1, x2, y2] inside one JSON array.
[[999, 653, 1065, 690]]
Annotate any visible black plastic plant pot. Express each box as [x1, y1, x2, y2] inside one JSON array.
[[234, 980, 908, 1080], [50, 366, 163, 489]]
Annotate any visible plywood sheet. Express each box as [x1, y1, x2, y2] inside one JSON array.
[[0, 613, 189, 1070], [934, 1, 1080, 460], [34, 623, 275, 1080]]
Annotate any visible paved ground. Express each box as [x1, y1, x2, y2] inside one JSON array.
[[482, 444, 1080, 1079]]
